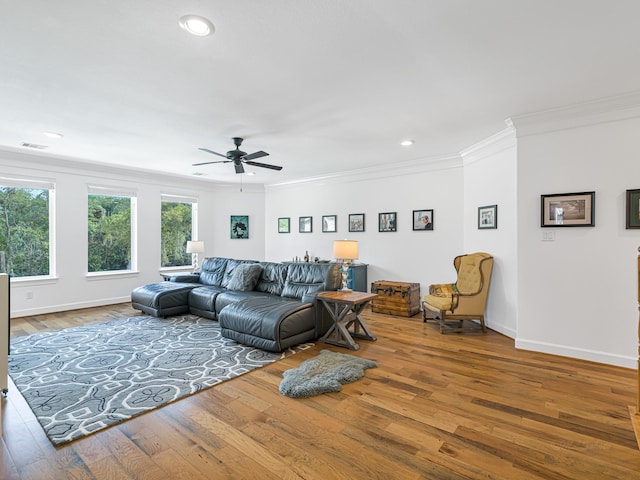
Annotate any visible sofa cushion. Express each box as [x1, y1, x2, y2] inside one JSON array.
[[282, 263, 338, 300], [226, 263, 263, 291], [221, 259, 259, 289], [199, 257, 230, 286], [188, 286, 226, 316], [255, 262, 288, 295], [215, 290, 268, 313], [219, 297, 314, 352]]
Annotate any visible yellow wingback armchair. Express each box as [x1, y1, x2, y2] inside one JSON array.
[[422, 252, 494, 334]]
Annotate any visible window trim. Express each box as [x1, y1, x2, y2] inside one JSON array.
[[87, 185, 138, 274], [0, 176, 56, 279], [160, 193, 199, 269]]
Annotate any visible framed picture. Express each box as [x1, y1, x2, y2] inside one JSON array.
[[626, 189, 640, 229], [278, 217, 290, 233], [299, 216, 313, 233], [478, 205, 497, 229], [322, 215, 337, 233], [413, 209, 434, 231], [378, 212, 397, 232], [230, 215, 249, 239], [349, 213, 365, 232], [541, 192, 595, 227]]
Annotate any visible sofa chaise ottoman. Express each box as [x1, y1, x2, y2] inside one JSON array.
[[131, 281, 200, 317]]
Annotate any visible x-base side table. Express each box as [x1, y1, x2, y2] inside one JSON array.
[[317, 291, 378, 350]]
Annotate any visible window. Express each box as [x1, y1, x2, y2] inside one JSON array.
[[161, 194, 197, 268], [0, 178, 55, 278], [88, 186, 137, 273]]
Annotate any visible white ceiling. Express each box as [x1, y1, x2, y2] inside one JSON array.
[[2, 1, 640, 185]]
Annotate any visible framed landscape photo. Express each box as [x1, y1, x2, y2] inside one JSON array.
[[626, 189, 640, 229], [478, 205, 497, 230], [278, 217, 290, 233], [349, 213, 365, 232], [322, 215, 337, 233], [230, 215, 249, 239], [413, 209, 434, 231], [299, 216, 312, 233], [541, 192, 595, 227], [378, 212, 397, 232]]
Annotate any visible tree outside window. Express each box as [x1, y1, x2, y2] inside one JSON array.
[[88, 194, 132, 272], [161, 200, 194, 267], [0, 186, 50, 277]]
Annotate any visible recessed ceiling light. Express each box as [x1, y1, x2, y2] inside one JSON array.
[[400, 140, 414, 146], [192, 172, 208, 176], [246, 172, 256, 176], [43, 131, 64, 139], [179, 15, 215, 36]]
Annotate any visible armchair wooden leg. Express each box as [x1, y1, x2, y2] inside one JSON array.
[[479, 316, 487, 333]]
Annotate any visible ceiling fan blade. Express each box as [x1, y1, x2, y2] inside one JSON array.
[[192, 160, 231, 166], [195, 141, 280, 174], [198, 147, 227, 158], [244, 160, 283, 171], [242, 150, 269, 161]]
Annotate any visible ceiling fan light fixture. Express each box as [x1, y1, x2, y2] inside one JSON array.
[[400, 139, 414, 146], [179, 15, 214, 36]]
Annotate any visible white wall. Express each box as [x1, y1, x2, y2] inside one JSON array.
[[207, 185, 267, 262], [513, 94, 640, 368], [462, 127, 518, 337], [265, 158, 465, 297], [1, 149, 265, 317], [4, 92, 640, 369]]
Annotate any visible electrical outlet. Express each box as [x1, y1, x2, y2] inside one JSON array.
[[26, 290, 33, 299], [542, 231, 555, 242]]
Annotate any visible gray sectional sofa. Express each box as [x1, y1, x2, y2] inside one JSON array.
[[131, 257, 341, 352]]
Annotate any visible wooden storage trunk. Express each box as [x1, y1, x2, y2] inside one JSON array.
[[370, 280, 421, 317]]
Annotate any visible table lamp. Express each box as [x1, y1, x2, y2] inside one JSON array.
[[333, 239, 359, 291], [186, 240, 205, 272]]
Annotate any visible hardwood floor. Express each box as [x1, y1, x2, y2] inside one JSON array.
[[2, 304, 640, 479]]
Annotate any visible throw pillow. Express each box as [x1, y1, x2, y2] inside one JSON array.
[[226, 263, 263, 291]]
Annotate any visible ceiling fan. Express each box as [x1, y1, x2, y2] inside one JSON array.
[[193, 137, 283, 174]]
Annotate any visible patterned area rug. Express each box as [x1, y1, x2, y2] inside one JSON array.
[[8, 314, 311, 446]]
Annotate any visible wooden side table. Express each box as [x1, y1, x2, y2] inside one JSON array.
[[317, 291, 378, 350]]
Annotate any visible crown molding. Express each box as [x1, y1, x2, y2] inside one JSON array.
[[266, 153, 462, 190], [460, 123, 516, 165], [0, 146, 265, 193], [509, 90, 640, 137]]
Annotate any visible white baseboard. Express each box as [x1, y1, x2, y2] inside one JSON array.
[[516, 338, 636, 369], [486, 321, 516, 339], [11, 296, 131, 318]]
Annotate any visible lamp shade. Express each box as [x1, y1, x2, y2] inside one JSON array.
[[186, 240, 205, 254], [333, 240, 358, 260]]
